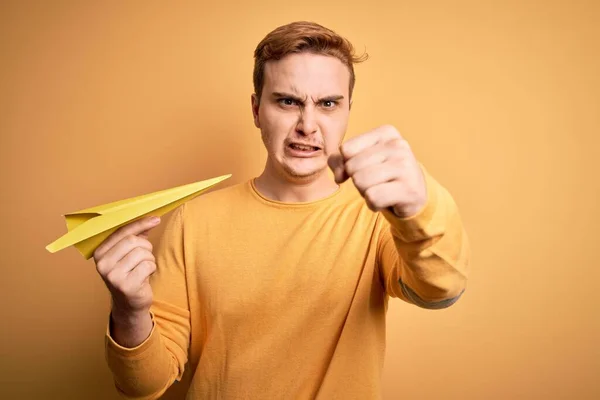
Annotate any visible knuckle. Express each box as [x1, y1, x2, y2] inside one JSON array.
[[344, 162, 356, 176], [356, 169, 373, 188], [105, 269, 120, 286], [381, 124, 397, 135], [133, 246, 149, 259], [352, 175, 364, 191], [365, 197, 377, 211], [364, 187, 376, 204], [390, 138, 406, 150], [95, 259, 109, 275], [142, 238, 153, 252], [364, 187, 383, 210], [339, 142, 348, 155], [125, 234, 138, 246], [141, 260, 157, 275]]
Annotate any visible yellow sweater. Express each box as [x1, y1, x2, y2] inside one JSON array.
[[105, 168, 469, 399]]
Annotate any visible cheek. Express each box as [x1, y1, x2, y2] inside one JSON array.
[[323, 114, 349, 151], [259, 108, 290, 149], [262, 108, 295, 134]]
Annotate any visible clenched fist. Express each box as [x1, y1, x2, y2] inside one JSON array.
[[328, 125, 427, 218], [93, 216, 161, 347]]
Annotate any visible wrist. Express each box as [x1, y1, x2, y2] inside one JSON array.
[[392, 203, 423, 219], [109, 306, 153, 348], [110, 305, 150, 327]]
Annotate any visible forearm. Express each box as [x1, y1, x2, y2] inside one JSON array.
[[105, 311, 182, 400], [382, 170, 470, 306], [391, 227, 468, 304]]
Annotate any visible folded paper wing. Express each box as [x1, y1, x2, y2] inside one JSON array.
[[46, 174, 232, 260]]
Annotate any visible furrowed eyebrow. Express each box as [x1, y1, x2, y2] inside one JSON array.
[[272, 92, 304, 102], [318, 95, 344, 102], [271, 92, 345, 103]]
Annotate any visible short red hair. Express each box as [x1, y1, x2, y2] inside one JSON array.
[[253, 21, 368, 102]]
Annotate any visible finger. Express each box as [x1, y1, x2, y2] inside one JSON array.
[[363, 181, 405, 212], [94, 216, 160, 260], [129, 260, 157, 285], [352, 164, 400, 195], [102, 246, 154, 289], [115, 246, 155, 275], [97, 236, 153, 275], [327, 153, 349, 184], [340, 125, 400, 161], [344, 143, 390, 177]]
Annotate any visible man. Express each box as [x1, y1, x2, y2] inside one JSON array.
[[94, 21, 470, 399]]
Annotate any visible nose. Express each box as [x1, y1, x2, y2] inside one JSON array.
[[296, 106, 318, 136]]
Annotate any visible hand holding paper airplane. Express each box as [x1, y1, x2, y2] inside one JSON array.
[[94, 215, 162, 348]]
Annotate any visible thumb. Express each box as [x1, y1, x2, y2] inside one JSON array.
[[327, 152, 349, 184], [137, 218, 160, 239]]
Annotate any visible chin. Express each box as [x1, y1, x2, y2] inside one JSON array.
[[282, 162, 325, 181]]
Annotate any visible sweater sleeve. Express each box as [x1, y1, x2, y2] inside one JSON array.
[[376, 166, 470, 309], [104, 205, 191, 399]]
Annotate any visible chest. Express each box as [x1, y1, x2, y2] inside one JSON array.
[[189, 206, 381, 324]]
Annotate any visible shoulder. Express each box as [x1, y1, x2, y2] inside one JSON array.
[[180, 179, 250, 220]]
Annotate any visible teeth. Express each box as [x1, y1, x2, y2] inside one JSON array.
[[291, 144, 317, 151]]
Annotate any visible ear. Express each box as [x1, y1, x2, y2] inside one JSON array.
[[251, 94, 261, 128], [349, 97, 353, 111]]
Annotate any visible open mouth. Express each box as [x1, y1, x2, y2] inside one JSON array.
[[288, 143, 321, 152]]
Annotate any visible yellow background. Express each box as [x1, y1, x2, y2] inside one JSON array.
[[1, 1, 598, 399]]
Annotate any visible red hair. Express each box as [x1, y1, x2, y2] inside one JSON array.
[[253, 21, 368, 102]]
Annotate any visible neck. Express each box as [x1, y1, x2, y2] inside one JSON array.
[[254, 161, 340, 203]]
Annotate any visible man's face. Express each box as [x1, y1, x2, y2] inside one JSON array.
[[252, 52, 351, 182]]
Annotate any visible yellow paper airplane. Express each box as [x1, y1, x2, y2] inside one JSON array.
[[46, 174, 232, 260]]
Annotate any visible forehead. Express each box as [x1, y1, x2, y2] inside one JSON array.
[[262, 52, 350, 97]]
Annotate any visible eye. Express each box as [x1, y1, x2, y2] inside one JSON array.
[[278, 98, 298, 107], [321, 100, 337, 108]]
